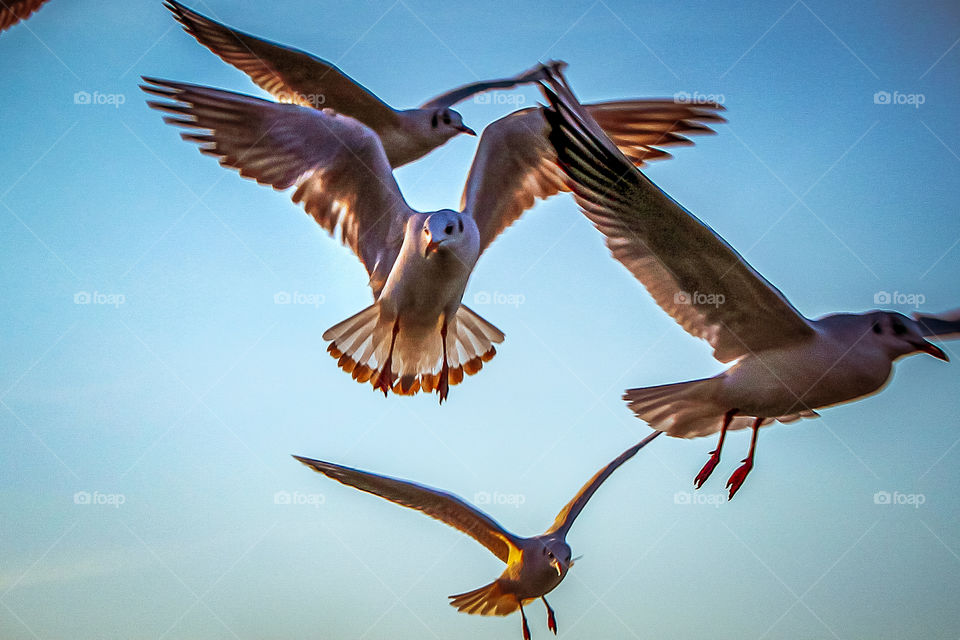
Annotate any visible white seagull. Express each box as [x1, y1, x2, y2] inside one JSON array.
[[294, 431, 660, 640], [163, 0, 561, 167], [540, 73, 956, 499], [1, 0, 50, 31], [141, 76, 723, 401]]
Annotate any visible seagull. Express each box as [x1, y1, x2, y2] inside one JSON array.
[[162, 0, 563, 167], [294, 431, 660, 640], [1, 0, 50, 31], [141, 76, 723, 401], [540, 72, 956, 499]]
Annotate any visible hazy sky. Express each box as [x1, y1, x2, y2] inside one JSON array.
[[2, 0, 960, 638]]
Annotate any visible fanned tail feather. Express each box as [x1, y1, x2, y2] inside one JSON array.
[[322, 303, 504, 397], [448, 580, 519, 617], [624, 379, 819, 438]]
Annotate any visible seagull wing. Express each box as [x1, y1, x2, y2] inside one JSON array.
[[547, 431, 661, 536], [163, 1, 401, 128], [463, 100, 724, 255], [294, 456, 522, 564], [913, 309, 960, 339], [141, 77, 413, 291], [1, 0, 50, 31], [541, 76, 815, 362], [419, 61, 562, 110]]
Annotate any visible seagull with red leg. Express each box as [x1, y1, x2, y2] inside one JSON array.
[[140, 69, 724, 401], [539, 70, 955, 499], [293, 431, 661, 639]]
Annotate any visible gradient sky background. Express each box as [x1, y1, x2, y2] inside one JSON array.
[[2, 0, 960, 638]]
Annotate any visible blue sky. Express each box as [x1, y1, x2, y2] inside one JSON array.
[[2, 0, 960, 638]]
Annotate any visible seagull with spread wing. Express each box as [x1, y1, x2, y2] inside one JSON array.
[[161, 0, 567, 166], [294, 431, 660, 639], [540, 72, 956, 499], [141, 75, 723, 401], [1, 0, 50, 31]]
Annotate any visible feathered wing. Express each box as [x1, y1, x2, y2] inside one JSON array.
[[1, 0, 49, 31], [913, 308, 960, 340], [293, 456, 521, 564], [547, 431, 661, 536], [462, 99, 725, 255], [140, 77, 412, 292], [449, 580, 519, 616], [163, 1, 400, 127], [540, 75, 815, 362], [419, 61, 561, 110]]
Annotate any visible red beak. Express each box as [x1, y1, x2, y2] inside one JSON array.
[[918, 340, 949, 361], [424, 240, 441, 257]]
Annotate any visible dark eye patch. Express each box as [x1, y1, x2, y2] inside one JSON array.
[[892, 318, 907, 335], [458, 219, 464, 233], [431, 112, 438, 128], [442, 112, 451, 125], [872, 322, 882, 334]]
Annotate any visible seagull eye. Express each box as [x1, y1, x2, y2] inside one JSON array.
[[458, 219, 464, 233], [431, 113, 438, 128], [442, 112, 451, 125], [892, 318, 907, 335], [872, 322, 882, 334]]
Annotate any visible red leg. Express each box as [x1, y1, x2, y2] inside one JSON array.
[[519, 602, 531, 640], [726, 416, 762, 500], [437, 319, 450, 404], [373, 320, 400, 397], [694, 409, 737, 489], [542, 596, 557, 635]]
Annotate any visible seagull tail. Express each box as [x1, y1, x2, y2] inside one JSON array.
[[322, 303, 387, 386], [448, 580, 519, 616], [624, 378, 731, 438]]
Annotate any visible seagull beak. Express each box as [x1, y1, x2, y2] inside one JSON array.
[[424, 240, 442, 257], [456, 124, 476, 136], [917, 339, 949, 361], [551, 559, 563, 576]]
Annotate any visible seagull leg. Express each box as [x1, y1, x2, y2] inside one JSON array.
[[373, 320, 400, 397], [519, 601, 532, 640], [694, 408, 737, 489], [437, 319, 450, 404], [726, 416, 762, 500], [542, 596, 557, 635]]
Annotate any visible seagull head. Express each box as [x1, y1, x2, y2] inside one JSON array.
[[538, 538, 573, 577], [421, 210, 474, 258], [868, 311, 948, 362], [429, 107, 476, 139]]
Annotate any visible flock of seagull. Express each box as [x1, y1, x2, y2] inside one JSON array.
[[5, 1, 960, 637]]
